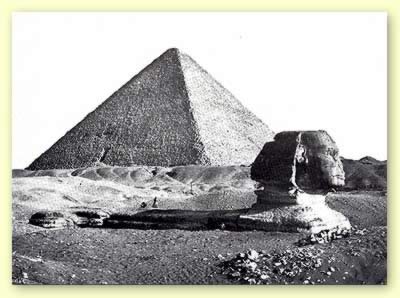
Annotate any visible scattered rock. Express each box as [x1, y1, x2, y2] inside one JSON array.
[[219, 246, 325, 284], [72, 209, 110, 227], [354, 228, 368, 236], [297, 227, 352, 246], [246, 250, 259, 261]]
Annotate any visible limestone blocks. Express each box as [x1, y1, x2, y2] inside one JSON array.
[[29, 209, 110, 229]]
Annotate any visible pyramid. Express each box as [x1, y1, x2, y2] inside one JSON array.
[[28, 48, 274, 170]]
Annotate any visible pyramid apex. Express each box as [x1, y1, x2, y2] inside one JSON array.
[[162, 47, 183, 56], [165, 47, 180, 52]]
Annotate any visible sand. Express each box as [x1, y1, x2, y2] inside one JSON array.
[[12, 165, 387, 284]]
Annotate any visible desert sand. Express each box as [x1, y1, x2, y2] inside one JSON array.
[[12, 163, 386, 284]]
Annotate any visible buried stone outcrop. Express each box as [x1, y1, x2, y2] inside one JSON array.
[[242, 130, 351, 233], [29, 209, 110, 229], [29, 211, 73, 229]]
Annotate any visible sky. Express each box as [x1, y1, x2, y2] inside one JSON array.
[[12, 12, 387, 169]]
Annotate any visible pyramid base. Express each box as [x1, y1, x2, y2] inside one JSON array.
[[238, 189, 351, 234]]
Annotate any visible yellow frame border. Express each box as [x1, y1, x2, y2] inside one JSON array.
[[1, 1, 398, 297]]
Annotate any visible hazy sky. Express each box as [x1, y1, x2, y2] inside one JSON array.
[[12, 12, 387, 169]]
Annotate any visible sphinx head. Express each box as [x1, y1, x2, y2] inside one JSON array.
[[295, 131, 345, 189], [251, 130, 345, 191]]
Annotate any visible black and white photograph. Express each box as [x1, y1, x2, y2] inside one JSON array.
[[12, 12, 387, 285]]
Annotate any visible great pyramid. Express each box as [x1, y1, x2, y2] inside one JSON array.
[[28, 48, 274, 170]]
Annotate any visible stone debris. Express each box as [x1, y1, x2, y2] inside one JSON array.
[[72, 210, 111, 227], [297, 227, 352, 246], [219, 247, 326, 285], [246, 249, 259, 261], [354, 228, 368, 236]]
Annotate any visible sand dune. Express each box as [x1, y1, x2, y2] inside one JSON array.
[[14, 157, 387, 191], [12, 165, 259, 234], [14, 165, 256, 188], [13, 163, 386, 233]]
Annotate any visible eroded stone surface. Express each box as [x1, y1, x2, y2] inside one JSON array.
[[29, 211, 73, 229], [241, 191, 351, 233], [29, 209, 111, 229], [251, 130, 345, 192], [248, 131, 351, 233]]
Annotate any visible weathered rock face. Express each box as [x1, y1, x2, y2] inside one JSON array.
[[248, 131, 350, 233], [29, 211, 72, 229], [29, 209, 110, 229], [239, 191, 352, 233], [251, 130, 345, 192]]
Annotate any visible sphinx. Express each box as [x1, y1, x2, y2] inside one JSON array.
[[239, 130, 351, 233], [251, 130, 345, 192]]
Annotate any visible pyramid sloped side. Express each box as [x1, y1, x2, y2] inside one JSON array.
[[179, 52, 275, 166], [28, 50, 208, 170]]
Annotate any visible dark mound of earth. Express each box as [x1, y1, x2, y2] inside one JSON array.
[[341, 157, 387, 190]]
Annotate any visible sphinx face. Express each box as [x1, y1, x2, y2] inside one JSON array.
[[251, 130, 346, 191], [313, 148, 345, 188], [300, 132, 345, 188]]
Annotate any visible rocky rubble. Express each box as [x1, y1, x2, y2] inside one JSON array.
[[297, 227, 352, 246], [219, 247, 327, 285], [218, 226, 386, 285]]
